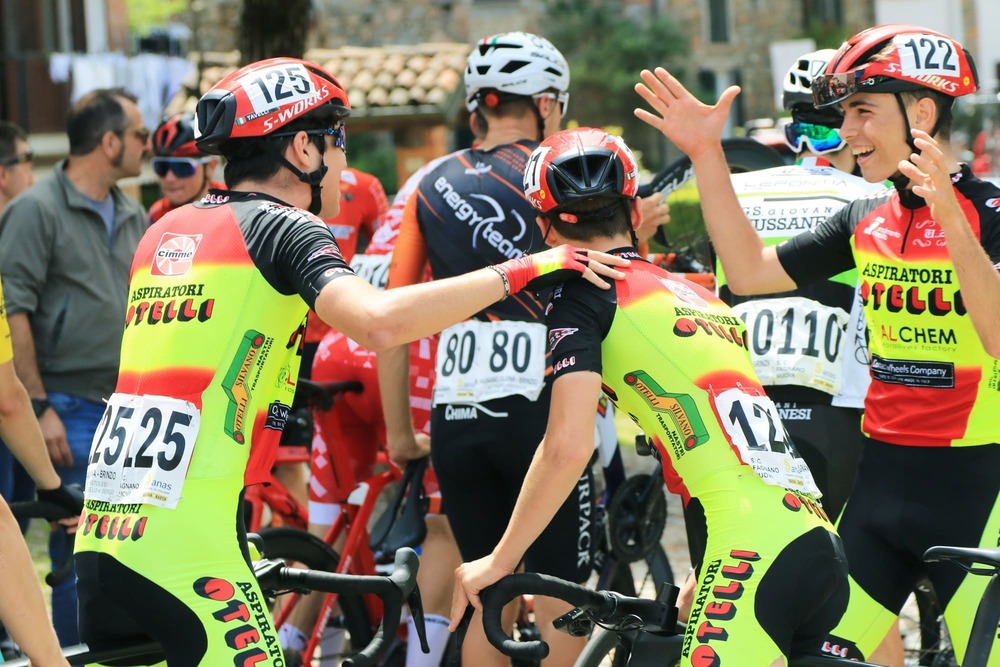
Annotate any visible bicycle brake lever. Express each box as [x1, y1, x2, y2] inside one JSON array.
[[406, 585, 431, 653]]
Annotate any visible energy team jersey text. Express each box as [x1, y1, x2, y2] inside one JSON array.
[[777, 165, 1000, 447]]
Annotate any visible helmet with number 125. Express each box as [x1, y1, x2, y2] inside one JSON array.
[[195, 57, 351, 154]]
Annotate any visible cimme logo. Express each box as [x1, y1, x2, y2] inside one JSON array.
[[151, 233, 203, 277], [548, 327, 578, 351], [986, 198, 1000, 212]]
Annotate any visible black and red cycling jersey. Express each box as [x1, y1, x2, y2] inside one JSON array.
[[389, 140, 549, 323]]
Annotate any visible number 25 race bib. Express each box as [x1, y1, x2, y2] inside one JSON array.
[[433, 320, 546, 405], [85, 393, 200, 509]]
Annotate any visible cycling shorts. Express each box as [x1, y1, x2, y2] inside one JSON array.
[[430, 387, 593, 584], [684, 471, 848, 666], [825, 438, 1000, 663], [77, 482, 281, 667]]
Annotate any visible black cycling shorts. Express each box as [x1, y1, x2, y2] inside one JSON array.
[[431, 386, 594, 583]]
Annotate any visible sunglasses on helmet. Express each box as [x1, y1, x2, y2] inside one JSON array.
[[151, 157, 211, 178], [810, 72, 862, 109], [784, 121, 845, 155]]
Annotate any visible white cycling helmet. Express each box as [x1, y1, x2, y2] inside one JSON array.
[[782, 49, 837, 111], [465, 32, 570, 112]]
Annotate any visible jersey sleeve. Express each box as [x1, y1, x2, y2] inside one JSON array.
[[775, 203, 858, 287], [386, 193, 429, 288], [546, 280, 617, 381], [241, 209, 355, 310]]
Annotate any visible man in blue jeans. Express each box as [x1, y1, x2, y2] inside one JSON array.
[[0, 89, 148, 644]]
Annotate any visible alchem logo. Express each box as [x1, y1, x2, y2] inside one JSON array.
[[151, 233, 203, 277]]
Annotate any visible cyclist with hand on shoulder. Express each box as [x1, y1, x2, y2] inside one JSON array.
[[636, 23, 1000, 666], [73, 56, 627, 667], [452, 127, 848, 667]]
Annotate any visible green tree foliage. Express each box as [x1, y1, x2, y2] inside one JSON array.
[[128, 0, 188, 35], [542, 0, 688, 169]]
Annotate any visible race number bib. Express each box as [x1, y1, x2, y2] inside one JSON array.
[[733, 297, 849, 395], [433, 320, 546, 405], [350, 253, 391, 290], [712, 387, 820, 496], [85, 393, 200, 509]]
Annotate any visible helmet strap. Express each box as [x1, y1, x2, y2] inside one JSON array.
[[890, 93, 917, 191], [278, 154, 327, 215]]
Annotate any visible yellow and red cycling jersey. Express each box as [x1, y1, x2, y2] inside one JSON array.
[[777, 165, 1000, 447]]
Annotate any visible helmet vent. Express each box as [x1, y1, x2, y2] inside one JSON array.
[[501, 60, 529, 74]]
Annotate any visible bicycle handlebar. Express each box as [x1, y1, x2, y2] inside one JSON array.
[[256, 546, 421, 667], [8, 498, 79, 586], [479, 572, 678, 660]]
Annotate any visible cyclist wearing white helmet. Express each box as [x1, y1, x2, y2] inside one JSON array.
[[637, 23, 1000, 666], [377, 31, 591, 667]]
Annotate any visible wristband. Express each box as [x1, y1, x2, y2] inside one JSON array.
[[487, 264, 510, 300], [31, 397, 51, 418]]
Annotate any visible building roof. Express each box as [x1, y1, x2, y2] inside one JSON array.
[[165, 43, 471, 131]]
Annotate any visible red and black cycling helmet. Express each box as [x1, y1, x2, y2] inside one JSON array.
[[523, 127, 639, 218], [195, 57, 351, 155], [812, 24, 978, 109], [153, 113, 200, 157]]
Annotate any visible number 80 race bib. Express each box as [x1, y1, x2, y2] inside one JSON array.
[[433, 320, 546, 405], [85, 393, 200, 509]]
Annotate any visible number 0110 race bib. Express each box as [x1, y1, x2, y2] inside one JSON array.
[[85, 393, 200, 509], [433, 320, 546, 405]]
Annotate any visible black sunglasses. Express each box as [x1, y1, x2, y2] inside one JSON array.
[[273, 124, 347, 152], [1, 151, 34, 167]]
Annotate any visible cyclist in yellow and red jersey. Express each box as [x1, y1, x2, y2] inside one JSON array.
[[452, 127, 849, 667], [148, 114, 224, 225], [377, 32, 596, 667], [636, 23, 1000, 666], [72, 55, 627, 667]]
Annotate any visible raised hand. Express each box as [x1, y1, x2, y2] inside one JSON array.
[[634, 67, 741, 161], [898, 129, 967, 231]]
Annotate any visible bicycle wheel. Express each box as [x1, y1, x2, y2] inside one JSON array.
[[256, 527, 375, 663], [575, 626, 628, 667], [900, 583, 957, 667], [602, 542, 673, 600]]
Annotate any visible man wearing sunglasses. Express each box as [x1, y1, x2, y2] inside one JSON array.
[[0, 88, 148, 646], [149, 114, 224, 225], [0, 121, 35, 215]]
